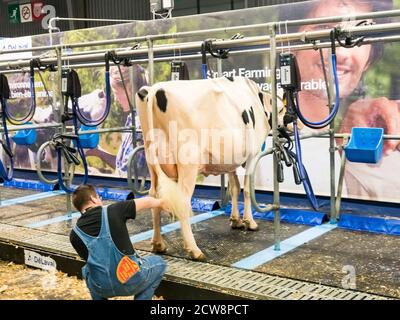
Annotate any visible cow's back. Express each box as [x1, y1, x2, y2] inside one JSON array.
[[135, 77, 270, 167]]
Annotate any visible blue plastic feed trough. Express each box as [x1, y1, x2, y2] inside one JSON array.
[[12, 124, 37, 145], [344, 127, 384, 164], [77, 125, 99, 149]]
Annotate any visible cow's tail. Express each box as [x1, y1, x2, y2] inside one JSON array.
[[145, 88, 193, 221]]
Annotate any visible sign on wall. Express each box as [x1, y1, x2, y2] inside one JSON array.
[[7, 1, 55, 29], [19, 3, 33, 23], [8, 4, 20, 24], [32, 1, 44, 20], [0, 36, 32, 61]]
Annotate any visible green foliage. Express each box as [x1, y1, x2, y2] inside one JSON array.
[[364, 43, 400, 99]]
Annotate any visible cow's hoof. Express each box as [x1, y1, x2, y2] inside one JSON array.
[[243, 219, 259, 231], [230, 218, 245, 229], [188, 251, 207, 262], [151, 241, 167, 254]]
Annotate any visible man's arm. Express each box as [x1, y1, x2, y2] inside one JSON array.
[[134, 196, 169, 213]]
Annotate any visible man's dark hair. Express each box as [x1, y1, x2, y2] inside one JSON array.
[[72, 184, 97, 212]]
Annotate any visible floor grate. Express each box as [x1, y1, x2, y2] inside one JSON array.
[[0, 222, 393, 300]]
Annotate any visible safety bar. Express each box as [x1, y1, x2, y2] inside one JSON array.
[[3, 33, 400, 75], [0, 124, 134, 135], [2, 21, 400, 70], [334, 133, 400, 140], [1, 9, 399, 56], [0, 123, 61, 133]]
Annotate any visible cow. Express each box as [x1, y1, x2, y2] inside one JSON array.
[[135, 76, 277, 261]]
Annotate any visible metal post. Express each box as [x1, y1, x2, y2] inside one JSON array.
[[147, 39, 154, 85], [217, 58, 228, 207], [128, 65, 141, 195], [326, 48, 337, 224], [269, 24, 280, 251], [56, 48, 72, 213], [129, 68, 137, 149], [335, 137, 348, 219]]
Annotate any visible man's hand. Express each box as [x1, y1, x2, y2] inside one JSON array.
[[135, 196, 171, 213], [158, 198, 171, 212], [339, 98, 400, 156]]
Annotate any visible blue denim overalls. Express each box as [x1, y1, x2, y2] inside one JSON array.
[[73, 205, 166, 300]]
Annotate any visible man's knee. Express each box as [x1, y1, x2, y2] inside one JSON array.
[[147, 255, 166, 273]]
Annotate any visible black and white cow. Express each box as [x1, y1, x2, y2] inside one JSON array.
[[135, 76, 277, 261]]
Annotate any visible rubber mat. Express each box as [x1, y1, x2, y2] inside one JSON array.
[[37, 209, 205, 238], [0, 186, 40, 201], [255, 228, 400, 299], [134, 215, 309, 265], [0, 195, 71, 226]]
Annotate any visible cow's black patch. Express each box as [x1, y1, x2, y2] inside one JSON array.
[[258, 92, 264, 106], [225, 76, 234, 82], [249, 106, 255, 128], [155, 89, 168, 112], [242, 110, 250, 125], [137, 88, 148, 101], [268, 115, 272, 128]]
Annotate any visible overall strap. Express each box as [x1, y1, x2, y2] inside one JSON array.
[[99, 205, 113, 240], [72, 224, 93, 248]]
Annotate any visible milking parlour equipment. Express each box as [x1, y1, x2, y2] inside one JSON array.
[[248, 24, 360, 249], [35, 54, 121, 193], [274, 29, 342, 212], [1, 10, 400, 244], [103, 49, 152, 197], [0, 57, 65, 204], [0, 74, 16, 183], [0, 60, 54, 184]]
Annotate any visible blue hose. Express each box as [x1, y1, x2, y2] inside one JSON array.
[[293, 119, 319, 210], [295, 54, 340, 129], [286, 52, 340, 209], [72, 101, 89, 186], [201, 64, 208, 80]]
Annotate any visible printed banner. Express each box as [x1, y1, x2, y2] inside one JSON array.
[[5, 0, 400, 204]]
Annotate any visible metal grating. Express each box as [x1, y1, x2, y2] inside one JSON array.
[[0, 223, 391, 300]]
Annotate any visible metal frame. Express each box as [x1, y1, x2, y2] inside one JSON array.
[[0, 9, 400, 250]]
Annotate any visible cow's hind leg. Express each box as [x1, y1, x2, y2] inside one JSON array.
[[243, 170, 259, 231], [228, 172, 245, 229], [177, 165, 205, 261], [149, 165, 167, 253]]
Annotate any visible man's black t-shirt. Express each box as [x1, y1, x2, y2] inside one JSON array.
[[69, 200, 136, 261]]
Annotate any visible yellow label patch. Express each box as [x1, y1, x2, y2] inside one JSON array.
[[116, 256, 140, 284]]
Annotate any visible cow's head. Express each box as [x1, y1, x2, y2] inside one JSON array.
[[256, 89, 287, 131], [242, 77, 287, 130]]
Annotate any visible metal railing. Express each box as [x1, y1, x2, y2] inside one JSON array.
[[1, 9, 400, 249]]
